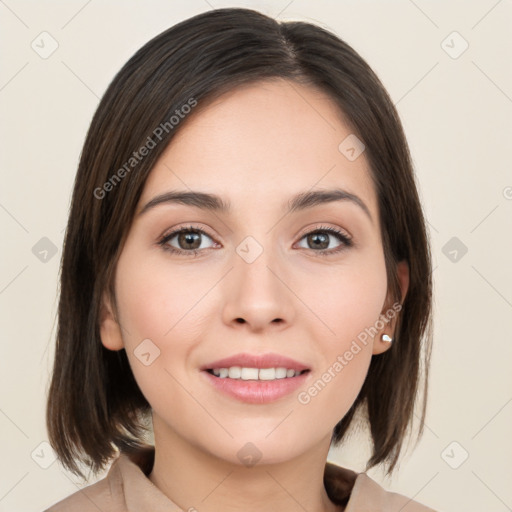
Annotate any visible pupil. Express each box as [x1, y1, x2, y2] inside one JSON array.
[[310, 233, 328, 249], [180, 231, 200, 249]]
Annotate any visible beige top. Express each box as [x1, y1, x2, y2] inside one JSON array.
[[44, 446, 437, 511]]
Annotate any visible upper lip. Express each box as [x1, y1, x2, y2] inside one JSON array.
[[200, 352, 310, 371]]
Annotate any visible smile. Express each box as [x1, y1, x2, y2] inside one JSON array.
[[207, 366, 308, 380], [202, 368, 311, 404]]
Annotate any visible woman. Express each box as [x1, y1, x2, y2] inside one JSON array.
[[45, 7, 436, 511]]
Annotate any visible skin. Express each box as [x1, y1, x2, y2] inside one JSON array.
[[100, 78, 409, 512]]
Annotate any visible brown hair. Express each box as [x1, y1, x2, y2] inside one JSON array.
[[46, 7, 433, 480]]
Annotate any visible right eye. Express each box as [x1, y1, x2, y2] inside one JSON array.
[[158, 225, 219, 256]]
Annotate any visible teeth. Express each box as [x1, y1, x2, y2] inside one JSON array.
[[211, 366, 304, 380], [228, 367, 242, 379]]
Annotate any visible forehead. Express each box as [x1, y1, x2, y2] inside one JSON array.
[[140, 78, 376, 217]]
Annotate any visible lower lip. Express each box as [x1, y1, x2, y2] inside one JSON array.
[[201, 370, 311, 404]]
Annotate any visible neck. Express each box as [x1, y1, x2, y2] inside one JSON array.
[[148, 413, 343, 512]]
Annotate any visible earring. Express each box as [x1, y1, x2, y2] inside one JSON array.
[[381, 334, 393, 343]]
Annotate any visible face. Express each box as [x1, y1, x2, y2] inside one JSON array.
[[100, 78, 408, 466]]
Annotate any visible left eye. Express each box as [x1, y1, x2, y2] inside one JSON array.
[[295, 227, 352, 253]]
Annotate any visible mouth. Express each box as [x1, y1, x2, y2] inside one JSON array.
[[201, 367, 311, 404], [204, 367, 311, 381], [200, 352, 311, 375], [199, 352, 312, 403]]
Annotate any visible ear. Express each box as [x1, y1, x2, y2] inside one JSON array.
[[99, 291, 124, 351], [372, 260, 409, 355]]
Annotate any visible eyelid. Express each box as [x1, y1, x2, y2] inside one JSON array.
[[159, 223, 217, 242], [295, 223, 352, 241]]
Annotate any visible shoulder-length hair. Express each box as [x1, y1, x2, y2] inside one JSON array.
[[46, 7, 433, 480]]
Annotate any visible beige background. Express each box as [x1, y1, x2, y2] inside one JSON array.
[[1, 1, 511, 511]]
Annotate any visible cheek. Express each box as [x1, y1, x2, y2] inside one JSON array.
[[304, 250, 388, 346], [113, 249, 212, 410], [296, 253, 387, 419], [328, 270, 387, 340], [115, 249, 215, 343]]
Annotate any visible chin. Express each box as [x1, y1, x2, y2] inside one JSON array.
[[205, 430, 315, 467]]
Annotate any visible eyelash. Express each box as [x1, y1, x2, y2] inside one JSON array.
[[157, 224, 353, 258]]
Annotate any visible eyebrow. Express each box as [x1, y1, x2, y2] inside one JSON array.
[[138, 188, 373, 223]]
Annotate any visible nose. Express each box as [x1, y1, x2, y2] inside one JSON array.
[[221, 244, 295, 333]]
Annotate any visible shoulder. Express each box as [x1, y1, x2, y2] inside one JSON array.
[[324, 462, 438, 511], [43, 458, 124, 512], [349, 472, 438, 512]]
